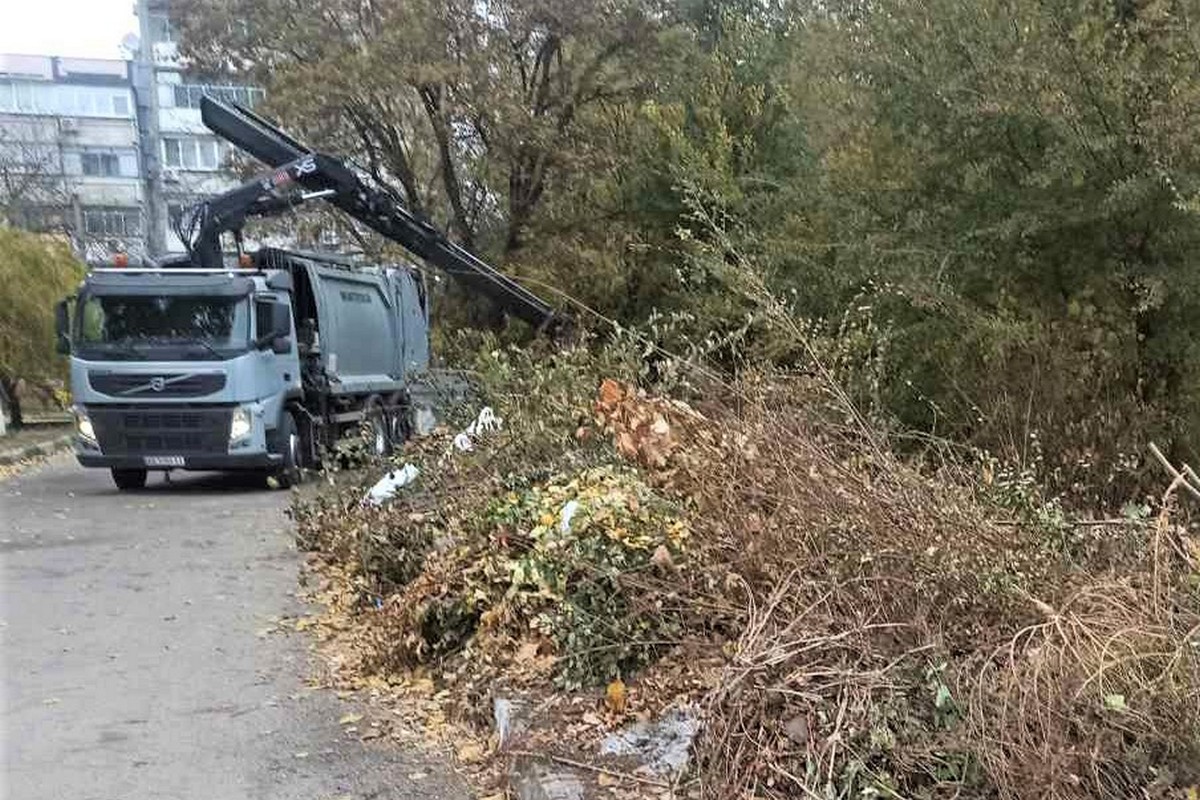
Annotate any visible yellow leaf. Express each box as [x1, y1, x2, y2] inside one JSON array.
[[605, 678, 628, 715], [515, 641, 541, 664], [339, 712, 364, 725], [456, 742, 485, 763]]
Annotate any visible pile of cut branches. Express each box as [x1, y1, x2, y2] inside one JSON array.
[[292, 344, 1200, 799]]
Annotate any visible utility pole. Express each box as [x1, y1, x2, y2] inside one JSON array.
[[134, 0, 164, 257]]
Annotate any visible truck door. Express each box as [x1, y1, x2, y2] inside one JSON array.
[[254, 297, 299, 399], [397, 271, 429, 378]]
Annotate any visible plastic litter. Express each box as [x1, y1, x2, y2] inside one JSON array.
[[364, 463, 419, 506], [559, 500, 580, 534], [451, 406, 503, 453], [466, 406, 503, 435], [599, 706, 700, 778], [493, 696, 530, 749], [510, 757, 584, 800]]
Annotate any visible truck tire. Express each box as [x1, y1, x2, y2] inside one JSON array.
[[365, 397, 391, 458], [387, 404, 412, 447], [272, 412, 303, 489], [111, 468, 147, 491]]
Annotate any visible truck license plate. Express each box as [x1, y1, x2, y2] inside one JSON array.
[[144, 456, 185, 467]]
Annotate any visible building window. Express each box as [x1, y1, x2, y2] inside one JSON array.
[[0, 80, 132, 117], [0, 141, 60, 174], [162, 136, 226, 171], [172, 84, 264, 110], [162, 138, 182, 168], [83, 207, 141, 238], [81, 152, 119, 177], [167, 202, 185, 228], [8, 205, 67, 233], [71, 149, 138, 178], [149, 13, 175, 44]]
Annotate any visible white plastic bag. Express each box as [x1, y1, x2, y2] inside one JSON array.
[[450, 406, 503, 453], [364, 463, 419, 506]]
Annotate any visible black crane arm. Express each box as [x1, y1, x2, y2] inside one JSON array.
[[193, 96, 563, 333]]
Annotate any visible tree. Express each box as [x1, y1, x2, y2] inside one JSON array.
[[0, 227, 84, 429], [0, 124, 72, 237], [176, 0, 668, 257]]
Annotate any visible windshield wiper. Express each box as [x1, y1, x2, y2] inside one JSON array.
[[139, 335, 225, 360], [179, 337, 225, 360], [93, 340, 145, 360]]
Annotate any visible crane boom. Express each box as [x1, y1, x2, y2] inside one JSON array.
[[193, 96, 563, 333]]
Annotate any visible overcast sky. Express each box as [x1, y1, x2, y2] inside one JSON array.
[[0, 0, 139, 60]]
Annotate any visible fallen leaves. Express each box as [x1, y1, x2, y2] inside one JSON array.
[[594, 379, 704, 470], [605, 679, 628, 716], [456, 742, 486, 764]]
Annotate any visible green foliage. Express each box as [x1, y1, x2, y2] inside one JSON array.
[[292, 453, 691, 688], [0, 227, 84, 409], [481, 464, 690, 687], [176, 0, 1200, 504]]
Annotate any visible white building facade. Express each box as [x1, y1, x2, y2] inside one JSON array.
[[0, 54, 145, 260], [0, 2, 262, 261], [138, 1, 264, 254]]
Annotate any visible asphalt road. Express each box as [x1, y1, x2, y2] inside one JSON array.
[[0, 455, 468, 800]]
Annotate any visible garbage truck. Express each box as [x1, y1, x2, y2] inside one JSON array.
[[56, 97, 565, 490]]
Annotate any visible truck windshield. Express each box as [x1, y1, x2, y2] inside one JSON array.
[[76, 295, 251, 361]]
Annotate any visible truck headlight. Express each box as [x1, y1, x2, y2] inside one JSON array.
[[74, 408, 97, 446], [230, 407, 252, 443]]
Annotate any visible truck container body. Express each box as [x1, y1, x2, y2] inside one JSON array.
[[289, 256, 429, 393]]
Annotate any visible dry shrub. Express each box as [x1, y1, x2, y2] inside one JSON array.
[[290, 486, 434, 591], [966, 578, 1200, 798], [597, 375, 1200, 799]]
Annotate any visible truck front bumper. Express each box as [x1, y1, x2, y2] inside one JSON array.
[[76, 449, 283, 471], [73, 402, 279, 472]]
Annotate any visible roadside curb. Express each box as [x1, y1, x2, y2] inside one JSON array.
[[0, 435, 74, 466]]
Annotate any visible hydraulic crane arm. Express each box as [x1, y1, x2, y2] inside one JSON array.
[[192, 96, 564, 333]]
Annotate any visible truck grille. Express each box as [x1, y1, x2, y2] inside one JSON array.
[[87, 405, 233, 455], [89, 371, 226, 398]]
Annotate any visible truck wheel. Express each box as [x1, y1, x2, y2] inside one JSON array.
[[111, 468, 147, 491], [365, 398, 391, 458], [272, 412, 303, 489], [387, 404, 412, 446]]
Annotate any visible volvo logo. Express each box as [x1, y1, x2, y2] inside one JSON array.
[[119, 374, 185, 396]]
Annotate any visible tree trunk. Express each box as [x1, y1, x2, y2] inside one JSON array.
[[0, 374, 23, 430], [418, 84, 477, 250]]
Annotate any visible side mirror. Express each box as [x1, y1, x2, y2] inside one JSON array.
[[55, 299, 71, 355], [269, 303, 291, 354], [256, 301, 293, 350], [271, 302, 291, 339]]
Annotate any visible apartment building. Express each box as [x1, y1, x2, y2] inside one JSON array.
[[0, 54, 145, 261], [137, 0, 264, 254], [0, 1, 262, 261]]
